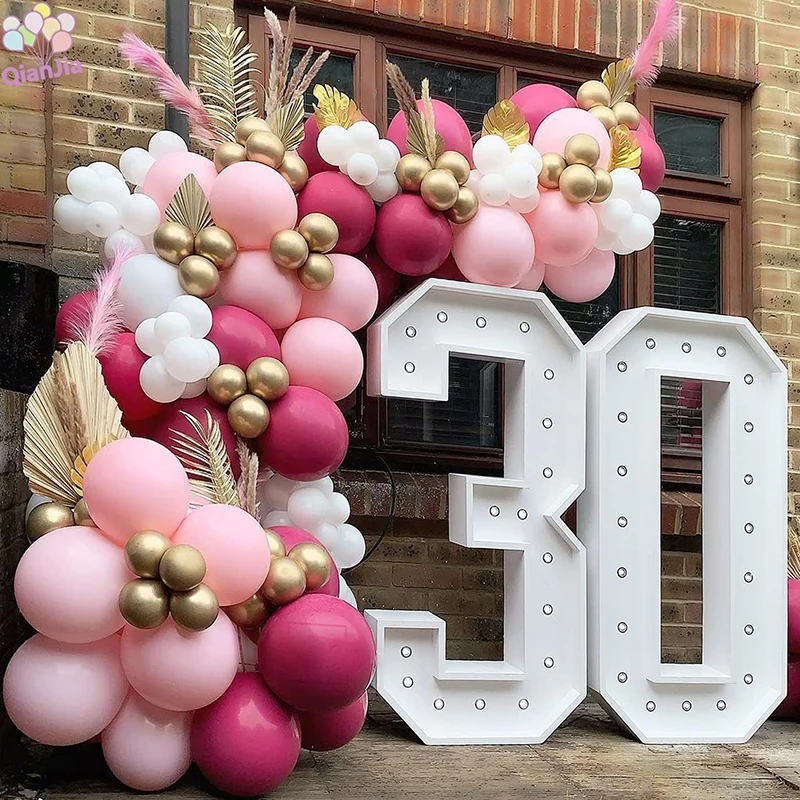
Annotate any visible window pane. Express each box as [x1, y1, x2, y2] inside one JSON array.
[[653, 110, 722, 175], [386, 54, 497, 134], [516, 74, 579, 98], [290, 48, 355, 114], [386, 357, 501, 448], [547, 271, 620, 344]]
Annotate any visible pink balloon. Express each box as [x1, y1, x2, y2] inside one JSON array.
[[209, 161, 298, 251], [218, 249, 302, 331], [509, 83, 577, 138], [532, 107, 612, 170], [51, 30, 72, 53], [361, 247, 402, 314], [544, 248, 615, 303], [514, 258, 546, 291], [773, 659, 800, 720], [99, 331, 162, 423], [83, 438, 190, 546], [259, 595, 375, 712], [525, 190, 598, 267], [206, 305, 281, 370], [789, 579, 800, 655], [298, 692, 367, 751], [121, 615, 239, 712], [257, 386, 349, 481], [2, 635, 127, 746], [375, 193, 452, 276], [56, 290, 95, 345], [141, 152, 217, 217], [297, 116, 338, 177], [452, 205, 535, 287], [634, 129, 667, 192], [15, 526, 127, 644], [296, 172, 376, 254], [102, 692, 192, 791], [173, 504, 271, 606], [298, 253, 378, 332], [387, 99, 473, 161], [191, 673, 301, 796], [271, 526, 340, 597], [637, 114, 655, 140], [281, 317, 363, 402]]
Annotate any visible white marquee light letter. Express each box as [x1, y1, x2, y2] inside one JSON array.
[[365, 281, 586, 744], [581, 308, 787, 743]]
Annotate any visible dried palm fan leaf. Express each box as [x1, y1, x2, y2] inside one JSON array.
[[420, 79, 445, 163], [23, 342, 128, 505], [386, 62, 442, 163], [789, 521, 800, 580], [608, 125, 642, 172], [267, 95, 305, 151], [313, 84, 361, 130], [482, 99, 530, 148], [236, 438, 260, 518], [164, 174, 212, 234], [197, 22, 259, 143], [171, 411, 240, 507], [602, 57, 635, 107]]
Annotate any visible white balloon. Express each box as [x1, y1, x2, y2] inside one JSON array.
[[346, 152, 379, 187], [99, 178, 131, 212], [163, 336, 210, 383], [508, 189, 540, 214], [338, 575, 359, 609], [103, 229, 145, 260], [311, 521, 339, 549], [140, 356, 185, 403], [154, 311, 192, 345], [479, 172, 510, 206], [331, 523, 366, 569], [614, 242, 635, 256], [264, 510, 293, 527], [634, 190, 661, 224], [305, 477, 334, 495], [367, 171, 400, 204], [263, 474, 299, 511], [609, 168, 643, 205], [134, 318, 162, 356], [181, 379, 207, 399], [26, 494, 50, 522], [510, 143, 543, 174], [349, 120, 380, 152], [317, 125, 354, 168], [374, 139, 401, 172], [148, 130, 188, 160], [119, 147, 155, 186], [473, 135, 511, 175], [504, 162, 538, 199], [67, 166, 103, 203], [84, 201, 120, 238], [89, 162, 126, 183], [597, 198, 633, 233], [594, 225, 619, 252], [328, 492, 351, 526], [287, 487, 331, 529], [167, 295, 212, 338], [202, 340, 220, 375], [120, 194, 161, 236], [618, 213, 655, 252], [465, 169, 481, 193], [117, 254, 184, 331], [54, 195, 88, 234]]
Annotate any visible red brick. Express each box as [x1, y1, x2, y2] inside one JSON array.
[[6, 218, 47, 245], [535, 0, 554, 47], [445, 0, 467, 29], [717, 13, 737, 79], [577, 0, 597, 54], [487, 0, 510, 38], [423, 0, 445, 26], [598, 0, 617, 59], [699, 11, 718, 75], [376, 0, 401, 17], [619, 0, 638, 59], [510, 0, 533, 42], [680, 5, 699, 72], [556, 0, 576, 51], [0, 190, 47, 218], [738, 17, 756, 82], [400, 0, 422, 21]]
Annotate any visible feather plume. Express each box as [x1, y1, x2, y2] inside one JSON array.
[[119, 33, 216, 146], [236, 439, 260, 518], [790, 522, 800, 580], [420, 79, 444, 162], [631, 0, 681, 86], [263, 8, 285, 116], [386, 61, 433, 161]]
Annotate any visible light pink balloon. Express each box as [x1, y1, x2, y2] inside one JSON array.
[[209, 161, 297, 250], [280, 317, 364, 402], [514, 258, 546, 291], [83, 438, 190, 546], [15, 526, 128, 644], [218, 249, 302, 331], [532, 107, 612, 170], [172, 504, 271, 606], [3, 635, 128, 746], [24, 12, 43, 33], [298, 253, 378, 332], [57, 12, 76, 32], [141, 152, 217, 217], [452, 205, 535, 288], [51, 30, 72, 53], [102, 692, 192, 791], [524, 190, 598, 268], [544, 248, 616, 302], [120, 615, 239, 712]]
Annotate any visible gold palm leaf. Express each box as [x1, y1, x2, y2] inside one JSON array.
[[313, 84, 361, 130], [267, 95, 305, 151], [164, 174, 212, 234], [608, 125, 642, 172], [482, 99, 530, 148], [602, 57, 635, 107]]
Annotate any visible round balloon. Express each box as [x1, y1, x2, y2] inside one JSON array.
[[55, 289, 95, 344], [387, 99, 473, 161], [298, 692, 367, 751], [634, 128, 667, 192], [532, 107, 612, 170], [361, 247, 402, 314], [543, 248, 616, 303], [509, 83, 577, 137], [116, 253, 184, 332], [141, 152, 217, 216], [773, 659, 800, 720], [206, 305, 281, 369], [525, 190, 598, 267], [514, 258, 546, 291], [789, 579, 800, 655], [271, 525, 340, 597], [297, 115, 339, 177], [99, 331, 163, 422]]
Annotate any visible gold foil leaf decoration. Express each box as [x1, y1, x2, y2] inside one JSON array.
[[482, 99, 530, 148], [313, 84, 361, 130], [165, 174, 212, 235], [70, 437, 119, 496], [267, 95, 305, 152], [608, 125, 642, 172], [602, 57, 635, 107]]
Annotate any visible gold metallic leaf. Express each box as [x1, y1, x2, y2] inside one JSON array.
[[164, 174, 212, 235], [602, 57, 635, 107], [608, 125, 642, 172], [481, 99, 530, 149], [267, 95, 305, 152], [70, 436, 119, 496], [313, 84, 361, 130]]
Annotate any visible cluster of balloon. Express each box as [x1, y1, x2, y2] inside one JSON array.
[[774, 558, 800, 720]]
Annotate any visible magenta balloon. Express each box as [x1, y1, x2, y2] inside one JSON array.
[[141, 152, 217, 216], [361, 247, 402, 314], [525, 190, 598, 268], [55, 289, 94, 344], [297, 115, 338, 177], [296, 172, 376, 254], [259, 594, 376, 712], [206, 305, 281, 370], [375, 194, 452, 276], [773, 659, 800, 720], [789, 579, 800, 655], [509, 83, 577, 137], [15, 526, 128, 643], [192, 673, 301, 796], [533, 107, 612, 170], [544, 248, 615, 303], [298, 692, 367, 751], [635, 129, 667, 192], [2, 634, 127, 746], [121, 615, 239, 712], [99, 331, 162, 423], [257, 386, 349, 481], [637, 114, 655, 140], [271, 525, 340, 597], [102, 692, 192, 792], [386, 98, 473, 161], [514, 257, 546, 291]]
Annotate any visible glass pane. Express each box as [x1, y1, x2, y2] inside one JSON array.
[[547, 270, 620, 344], [516, 74, 579, 98], [387, 357, 501, 448], [653, 110, 722, 175], [289, 48, 355, 114], [661, 378, 702, 453], [386, 54, 498, 134]]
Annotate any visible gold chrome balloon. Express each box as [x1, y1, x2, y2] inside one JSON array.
[[118, 579, 170, 629], [159, 544, 207, 592], [559, 164, 598, 204], [170, 584, 219, 632], [297, 213, 339, 254], [270, 229, 309, 270], [434, 150, 470, 186], [194, 226, 237, 270], [246, 357, 290, 402], [591, 168, 614, 203], [153, 222, 194, 265], [26, 502, 74, 542], [178, 255, 219, 298], [288, 542, 332, 592], [612, 102, 641, 130], [445, 186, 480, 225], [73, 498, 94, 527], [539, 153, 567, 189], [298, 253, 335, 291], [226, 593, 269, 629], [124, 530, 172, 579], [228, 394, 270, 439], [245, 130, 286, 169], [207, 364, 248, 406], [420, 168, 460, 211], [214, 141, 247, 172], [261, 556, 306, 605], [235, 116, 271, 146], [576, 79, 611, 110], [265, 528, 286, 558], [588, 104, 618, 130], [279, 151, 309, 193], [564, 133, 601, 168], [395, 153, 432, 192]]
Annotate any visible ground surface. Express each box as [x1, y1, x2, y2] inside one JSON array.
[[1, 702, 799, 799]]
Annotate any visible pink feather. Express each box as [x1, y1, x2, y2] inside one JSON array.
[[631, 0, 681, 86], [119, 32, 217, 146]]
